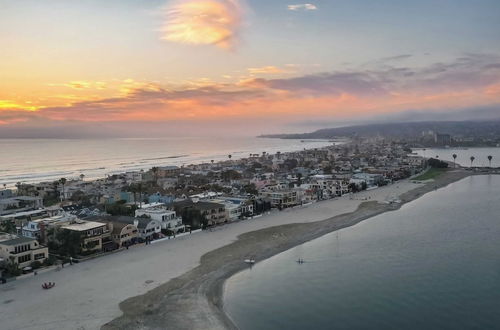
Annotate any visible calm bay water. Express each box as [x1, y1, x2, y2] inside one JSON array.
[[414, 147, 500, 167], [0, 137, 332, 186], [224, 175, 500, 330]]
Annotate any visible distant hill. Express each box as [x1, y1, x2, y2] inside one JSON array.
[[260, 121, 500, 140]]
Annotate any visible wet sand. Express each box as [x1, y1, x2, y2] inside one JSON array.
[[102, 169, 474, 330]]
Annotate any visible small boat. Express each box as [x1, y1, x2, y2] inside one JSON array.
[[244, 259, 255, 264], [42, 282, 55, 290]]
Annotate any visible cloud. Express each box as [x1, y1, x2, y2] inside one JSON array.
[[288, 3, 317, 11], [2, 54, 500, 136], [48, 81, 107, 90], [247, 66, 291, 75], [161, 0, 243, 49]]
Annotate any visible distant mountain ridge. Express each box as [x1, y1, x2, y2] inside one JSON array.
[[260, 121, 500, 139]]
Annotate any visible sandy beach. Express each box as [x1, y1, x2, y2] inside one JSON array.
[[0, 169, 474, 330]]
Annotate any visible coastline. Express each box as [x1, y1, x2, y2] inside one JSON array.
[[102, 169, 477, 330]]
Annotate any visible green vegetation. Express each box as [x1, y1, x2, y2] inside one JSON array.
[[414, 168, 446, 181]]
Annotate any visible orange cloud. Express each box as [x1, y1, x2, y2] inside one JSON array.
[[247, 66, 292, 75], [161, 0, 243, 49], [2, 55, 500, 128]]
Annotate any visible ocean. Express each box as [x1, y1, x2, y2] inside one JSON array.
[[224, 175, 500, 330], [0, 137, 332, 187]]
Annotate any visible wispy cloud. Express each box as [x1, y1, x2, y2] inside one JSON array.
[[288, 3, 317, 11], [2, 54, 500, 131], [161, 0, 243, 49], [247, 66, 291, 75]]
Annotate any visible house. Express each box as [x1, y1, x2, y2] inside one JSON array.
[[351, 173, 384, 187], [157, 166, 181, 178], [21, 212, 77, 243], [59, 220, 111, 254], [96, 216, 162, 241], [0, 196, 44, 216], [0, 189, 13, 199], [93, 219, 138, 248], [213, 197, 254, 221], [0, 233, 48, 269], [173, 199, 227, 226], [259, 190, 299, 209], [135, 205, 184, 232]]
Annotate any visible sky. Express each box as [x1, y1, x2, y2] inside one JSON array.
[[1, 0, 500, 137]]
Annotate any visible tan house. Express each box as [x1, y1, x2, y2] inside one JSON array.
[[0, 233, 48, 269], [260, 190, 299, 209], [95, 219, 138, 248]]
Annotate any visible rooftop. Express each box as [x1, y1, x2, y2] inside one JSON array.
[[61, 221, 107, 232], [0, 234, 36, 245]]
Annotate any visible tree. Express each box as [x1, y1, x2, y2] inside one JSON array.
[[428, 158, 448, 168], [70, 190, 91, 206], [59, 178, 67, 201], [128, 182, 144, 208], [488, 155, 493, 167], [452, 154, 457, 168], [228, 154, 232, 160], [80, 174, 85, 181], [297, 173, 303, 186], [243, 183, 258, 195], [470, 156, 475, 168], [54, 229, 82, 257], [151, 167, 159, 182], [178, 207, 206, 229], [5, 256, 21, 277], [221, 170, 241, 182], [361, 181, 368, 190]]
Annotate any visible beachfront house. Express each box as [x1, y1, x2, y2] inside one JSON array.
[[0, 233, 48, 269], [93, 218, 138, 248], [259, 190, 299, 209], [173, 199, 227, 227], [135, 204, 184, 232], [95, 216, 162, 241], [59, 220, 111, 254]]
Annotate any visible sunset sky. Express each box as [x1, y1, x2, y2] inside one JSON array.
[[1, 0, 500, 137]]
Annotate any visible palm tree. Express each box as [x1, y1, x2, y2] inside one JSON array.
[[228, 154, 232, 160], [151, 167, 159, 182], [452, 154, 457, 168], [211, 160, 214, 165], [80, 174, 85, 181], [128, 183, 138, 206], [59, 178, 67, 201], [470, 156, 475, 168], [487, 155, 493, 167]]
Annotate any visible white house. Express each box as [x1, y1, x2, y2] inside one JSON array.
[[135, 205, 184, 232]]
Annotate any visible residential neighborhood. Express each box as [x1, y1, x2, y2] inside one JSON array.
[[0, 140, 430, 281]]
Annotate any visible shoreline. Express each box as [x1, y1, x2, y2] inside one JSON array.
[[102, 169, 479, 330]]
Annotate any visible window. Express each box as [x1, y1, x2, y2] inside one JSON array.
[[18, 254, 32, 263], [34, 253, 46, 260]]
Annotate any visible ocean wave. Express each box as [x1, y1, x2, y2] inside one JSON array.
[[140, 154, 189, 161], [1, 170, 76, 182]]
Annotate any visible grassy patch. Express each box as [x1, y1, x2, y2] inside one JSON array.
[[413, 167, 446, 181]]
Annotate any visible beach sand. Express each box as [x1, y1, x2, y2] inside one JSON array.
[[0, 170, 471, 330]]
